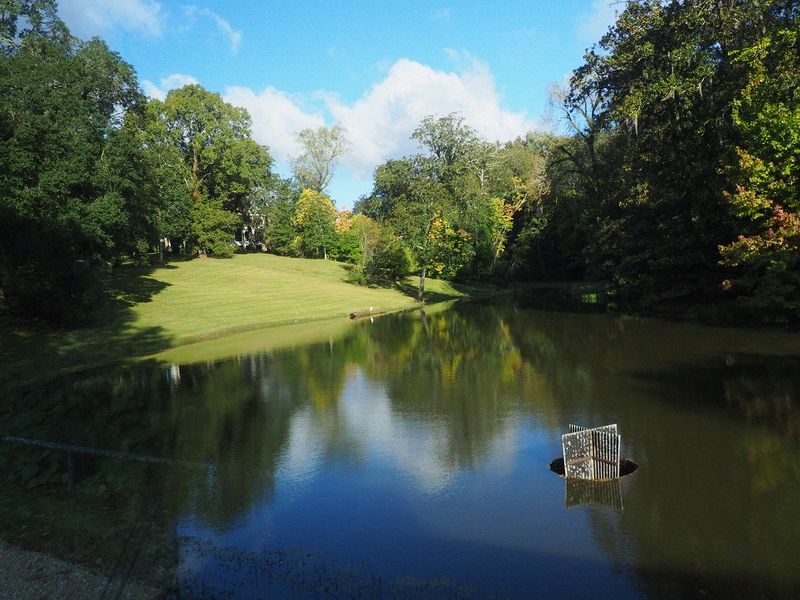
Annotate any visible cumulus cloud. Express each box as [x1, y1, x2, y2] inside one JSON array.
[[325, 56, 537, 176], [141, 73, 199, 100], [228, 57, 535, 177], [578, 0, 619, 43], [223, 86, 325, 160], [184, 5, 242, 54], [59, 0, 164, 38], [145, 58, 535, 180]]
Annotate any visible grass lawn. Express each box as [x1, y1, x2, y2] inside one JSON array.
[[0, 253, 493, 390], [126, 253, 473, 343]]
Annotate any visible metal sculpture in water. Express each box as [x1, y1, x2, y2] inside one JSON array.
[[561, 424, 621, 480]]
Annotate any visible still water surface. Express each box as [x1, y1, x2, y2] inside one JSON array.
[[2, 299, 800, 598]]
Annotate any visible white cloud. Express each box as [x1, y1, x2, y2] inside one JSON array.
[[223, 86, 325, 161], [325, 56, 537, 176], [578, 0, 618, 43], [59, 0, 164, 38], [141, 73, 199, 100], [148, 58, 535, 182], [184, 5, 242, 54]]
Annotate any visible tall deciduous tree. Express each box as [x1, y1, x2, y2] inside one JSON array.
[[0, 12, 152, 321], [361, 114, 504, 299], [292, 189, 337, 259], [719, 27, 800, 322], [0, 0, 70, 54], [547, 0, 799, 317], [259, 177, 300, 255], [291, 125, 349, 193], [144, 84, 272, 256]]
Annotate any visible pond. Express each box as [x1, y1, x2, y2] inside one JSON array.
[[2, 298, 800, 598]]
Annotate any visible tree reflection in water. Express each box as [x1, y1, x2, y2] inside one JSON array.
[[2, 300, 800, 597]]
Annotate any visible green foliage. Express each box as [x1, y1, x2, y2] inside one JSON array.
[[364, 116, 496, 297], [369, 229, 413, 281], [330, 223, 362, 263], [525, 0, 799, 323], [719, 28, 800, 322], [424, 215, 473, 280], [340, 215, 413, 284], [0, 0, 70, 54], [258, 177, 299, 255], [0, 18, 149, 322], [292, 189, 337, 258], [291, 125, 349, 193], [143, 84, 272, 256], [411, 113, 484, 184], [190, 198, 240, 257], [362, 115, 556, 295]]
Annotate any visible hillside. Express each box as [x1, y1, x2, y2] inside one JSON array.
[[0, 254, 486, 390]]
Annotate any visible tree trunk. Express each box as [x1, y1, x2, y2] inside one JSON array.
[[419, 307, 430, 334], [417, 265, 427, 302], [192, 152, 201, 199]]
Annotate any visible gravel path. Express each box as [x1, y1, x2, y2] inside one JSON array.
[[0, 539, 160, 600]]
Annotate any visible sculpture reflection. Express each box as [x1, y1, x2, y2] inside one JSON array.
[[549, 457, 635, 510], [2, 298, 800, 598], [565, 478, 623, 511]]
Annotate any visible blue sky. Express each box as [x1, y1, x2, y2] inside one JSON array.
[[58, 0, 619, 208]]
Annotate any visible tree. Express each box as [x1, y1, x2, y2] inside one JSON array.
[[329, 210, 361, 263], [405, 114, 497, 295], [543, 0, 799, 317], [292, 189, 337, 259], [360, 115, 503, 299], [367, 227, 413, 282], [719, 27, 800, 322], [259, 177, 299, 255], [144, 84, 272, 256], [0, 16, 152, 321], [356, 158, 416, 221], [291, 125, 349, 193], [142, 140, 193, 257], [411, 113, 484, 187], [337, 215, 412, 284], [0, 0, 70, 54]]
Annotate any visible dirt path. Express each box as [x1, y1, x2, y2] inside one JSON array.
[[0, 539, 160, 600]]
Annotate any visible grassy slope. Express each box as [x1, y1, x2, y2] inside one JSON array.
[[130, 254, 463, 343], [0, 254, 489, 389]]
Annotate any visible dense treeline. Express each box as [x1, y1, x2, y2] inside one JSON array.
[[0, 0, 797, 325], [537, 0, 799, 324], [334, 0, 799, 324], [353, 0, 799, 323], [0, 2, 281, 321]]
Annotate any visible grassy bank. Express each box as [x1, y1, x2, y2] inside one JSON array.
[[0, 254, 492, 390]]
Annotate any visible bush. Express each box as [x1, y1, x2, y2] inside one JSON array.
[[366, 231, 413, 281], [0, 212, 104, 324], [345, 264, 369, 286], [1, 255, 103, 325]]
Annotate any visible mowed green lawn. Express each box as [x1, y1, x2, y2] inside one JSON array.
[[0, 254, 487, 389], [131, 253, 456, 344]]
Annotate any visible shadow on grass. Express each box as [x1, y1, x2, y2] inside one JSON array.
[[0, 265, 176, 393], [394, 278, 496, 305]]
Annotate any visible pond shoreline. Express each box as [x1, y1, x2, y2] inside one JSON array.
[[0, 254, 498, 391], [0, 539, 159, 600]]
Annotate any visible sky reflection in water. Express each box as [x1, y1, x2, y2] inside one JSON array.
[[2, 300, 800, 598]]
